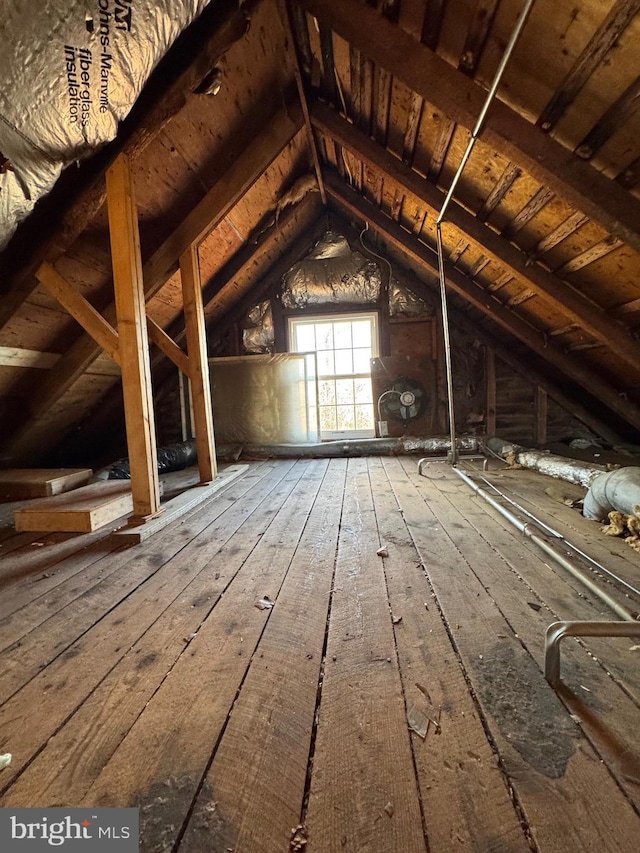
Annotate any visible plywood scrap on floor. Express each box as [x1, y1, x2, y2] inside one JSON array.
[[0, 459, 638, 852], [13, 481, 135, 533], [0, 469, 92, 500]]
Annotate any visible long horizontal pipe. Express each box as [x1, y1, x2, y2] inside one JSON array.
[[478, 474, 640, 599], [216, 436, 479, 460], [452, 467, 639, 622]]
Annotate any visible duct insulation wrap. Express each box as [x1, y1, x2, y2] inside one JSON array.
[[282, 231, 381, 308], [486, 437, 608, 488], [583, 468, 640, 522], [107, 439, 198, 478], [0, 0, 211, 249], [389, 280, 432, 316], [215, 436, 479, 460], [243, 300, 274, 353]]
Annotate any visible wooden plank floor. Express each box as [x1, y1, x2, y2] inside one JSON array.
[[0, 457, 639, 852]]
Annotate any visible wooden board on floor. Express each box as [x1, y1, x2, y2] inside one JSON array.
[[386, 458, 640, 852], [367, 457, 530, 852], [0, 469, 92, 500], [304, 458, 427, 853], [13, 481, 135, 533]]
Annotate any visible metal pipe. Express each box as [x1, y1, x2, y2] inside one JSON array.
[[435, 224, 458, 463], [452, 467, 639, 622], [436, 0, 536, 227], [434, 0, 535, 463], [478, 474, 640, 599], [545, 620, 640, 687]]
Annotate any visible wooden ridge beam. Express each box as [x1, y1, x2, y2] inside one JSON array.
[[326, 174, 640, 432], [312, 103, 640, 368], [12, 104, 303, 429], [300, 0, 640, 253], [36, 263, 120, 364], [0, 0, 262, 332]]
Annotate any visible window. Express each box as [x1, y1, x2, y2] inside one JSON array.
[[289, 313, 379, 439]]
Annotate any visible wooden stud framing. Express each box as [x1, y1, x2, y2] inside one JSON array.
[[180, 243, 217, 484], [146, 319, 190, 376], [36, 263, 120, 364], [534, 386, 548, 446], [106, 153, 161, 521]]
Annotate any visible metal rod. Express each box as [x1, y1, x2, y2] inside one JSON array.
[[452, 467, 639, 622], [433, 0, 535, 464], [545, 620, 640, 687], [436, 224, 458, 464], [478, 474, 640, 599], [436, 0, 536, 227]]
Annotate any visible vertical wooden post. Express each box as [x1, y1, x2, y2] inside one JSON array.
[[486, 347, 496, 437], [534, 385, 548, 447], [180, 243, 217, 483], [106, 153, 161, 520]]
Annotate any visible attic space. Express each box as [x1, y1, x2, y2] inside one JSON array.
[[1, 1, 640, 850]]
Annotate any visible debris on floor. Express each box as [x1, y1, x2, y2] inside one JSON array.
[[601, 510, 640, 551], [407, 704, 430, 739], [392, 614, 403, 625], [0, 753, 12, 771], [290, 823, 308, 851], [384, 802, 394, 818], [544, 484, 583, 508], [376, 546, 389, 557], [255, 596, 274, 610]]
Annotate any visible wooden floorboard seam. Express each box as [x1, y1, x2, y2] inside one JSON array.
[[379, 460, 537, 850], [0, 459, 305, 799]]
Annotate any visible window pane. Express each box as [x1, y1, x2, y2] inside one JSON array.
[[354, 378, 372, 404], [337, 405, 356, 430], [352, 320, 372, 348], [317, 349, 335, 375], [333, 322, 352, 349], [316, 324, 334, 350], [353, 347, 372, 373], [335, 379, 354, 405], [294, 324, 315, 352], [319, 380, 335, 406], [334, 348, 353, 374], [355, 404, 374, 429], [320, 406, 337, 431]]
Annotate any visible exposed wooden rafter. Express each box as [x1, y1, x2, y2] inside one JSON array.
[[10, 105, 303, 441], [537, 0, 640, 132], [0, 0, 262, 332], [326, 173, 640, 432], [311, 103, 640, 369], [300, 0, 640, 253]]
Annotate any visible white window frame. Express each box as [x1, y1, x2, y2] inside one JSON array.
[[288, 312, 380, 440]]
